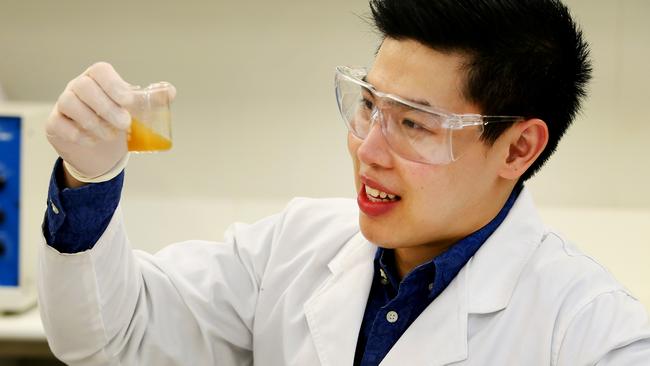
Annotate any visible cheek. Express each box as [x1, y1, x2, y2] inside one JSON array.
[[347, 133, 361, 187], [401, 163, 467, 214], [402, 159, 449, 190], [347, 133, 358, 157], [348, 133, 361, 164]]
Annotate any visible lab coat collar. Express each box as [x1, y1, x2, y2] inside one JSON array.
[[304, 232, 375, 366], [304, 187, 545, 365], [465, 187, 546, 314]]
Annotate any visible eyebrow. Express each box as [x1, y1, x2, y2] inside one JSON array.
[[361, 76, 432, 107]]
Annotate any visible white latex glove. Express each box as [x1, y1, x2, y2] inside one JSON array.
[[45, 62, 176, 183]]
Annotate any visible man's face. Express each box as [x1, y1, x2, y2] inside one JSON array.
[[348, 38, 509, 252]]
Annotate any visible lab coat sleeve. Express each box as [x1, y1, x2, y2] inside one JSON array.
[[556, 290, 650, 365], [38, 203, 281, 366]]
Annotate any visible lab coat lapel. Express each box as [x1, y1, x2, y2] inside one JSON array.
[[303, 232, 376, 366], [379, 266, 469, 366]]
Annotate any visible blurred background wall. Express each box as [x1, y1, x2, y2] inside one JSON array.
[[1, 0, 648, 209], [0, 0, 373, 204]]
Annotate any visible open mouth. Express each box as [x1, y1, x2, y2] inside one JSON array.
[[364, 185, 401, 203]]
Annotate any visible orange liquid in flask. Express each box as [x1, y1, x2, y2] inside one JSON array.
[[127, 118, 172, 152]]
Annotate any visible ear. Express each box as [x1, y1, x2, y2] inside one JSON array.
[[498, 118, 549, 180]]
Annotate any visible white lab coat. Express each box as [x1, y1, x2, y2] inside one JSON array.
[[38, 188, 650, 365]]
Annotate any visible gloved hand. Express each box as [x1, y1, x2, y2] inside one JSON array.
[[45, 62, 133, 183], [45, 62, 176, 184]]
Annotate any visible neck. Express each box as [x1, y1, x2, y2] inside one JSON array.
[[393, 244, 453, 279]]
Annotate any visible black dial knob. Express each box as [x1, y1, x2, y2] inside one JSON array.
[[0, 175, 6, 190], [0, 239, 6, 257]]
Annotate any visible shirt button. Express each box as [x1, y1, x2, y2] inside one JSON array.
[[428, 283, 434, 291], [386, 310, 399, 323], [51, 200, 60, 214]]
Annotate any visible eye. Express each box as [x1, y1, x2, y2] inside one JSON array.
[[402, 119, 424, 130], [361, 97, 374, 110]]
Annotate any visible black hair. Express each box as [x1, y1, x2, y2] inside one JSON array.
[[370, 0, 592, 181]]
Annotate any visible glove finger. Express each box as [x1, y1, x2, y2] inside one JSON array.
[[70, 75, 131, 131], [46, 110, 97, 147], [84, 62, 134, 108], [57, 90, 119, 141]]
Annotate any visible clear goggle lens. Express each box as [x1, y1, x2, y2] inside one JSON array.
[[335, 66, 521, 164]]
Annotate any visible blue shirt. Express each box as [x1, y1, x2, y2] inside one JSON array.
[[43, 160, 521, 363], [353, 185, 521, 366], [43, 158, 124, 253]]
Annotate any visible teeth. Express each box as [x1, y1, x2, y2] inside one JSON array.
[[364, 185, 399, 202], [368, 195, 383, 202], [366, 186, 380, 197]]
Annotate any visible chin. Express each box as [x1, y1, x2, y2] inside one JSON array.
[[358, 215, 403, 248]]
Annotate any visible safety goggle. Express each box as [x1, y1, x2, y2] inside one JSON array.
[[335, 66, 524, 164]]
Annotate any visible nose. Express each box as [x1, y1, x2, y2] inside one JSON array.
[[356, 111, 393, 168]]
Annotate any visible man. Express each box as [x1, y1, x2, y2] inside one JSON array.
[[39, 0, 650, 365]]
